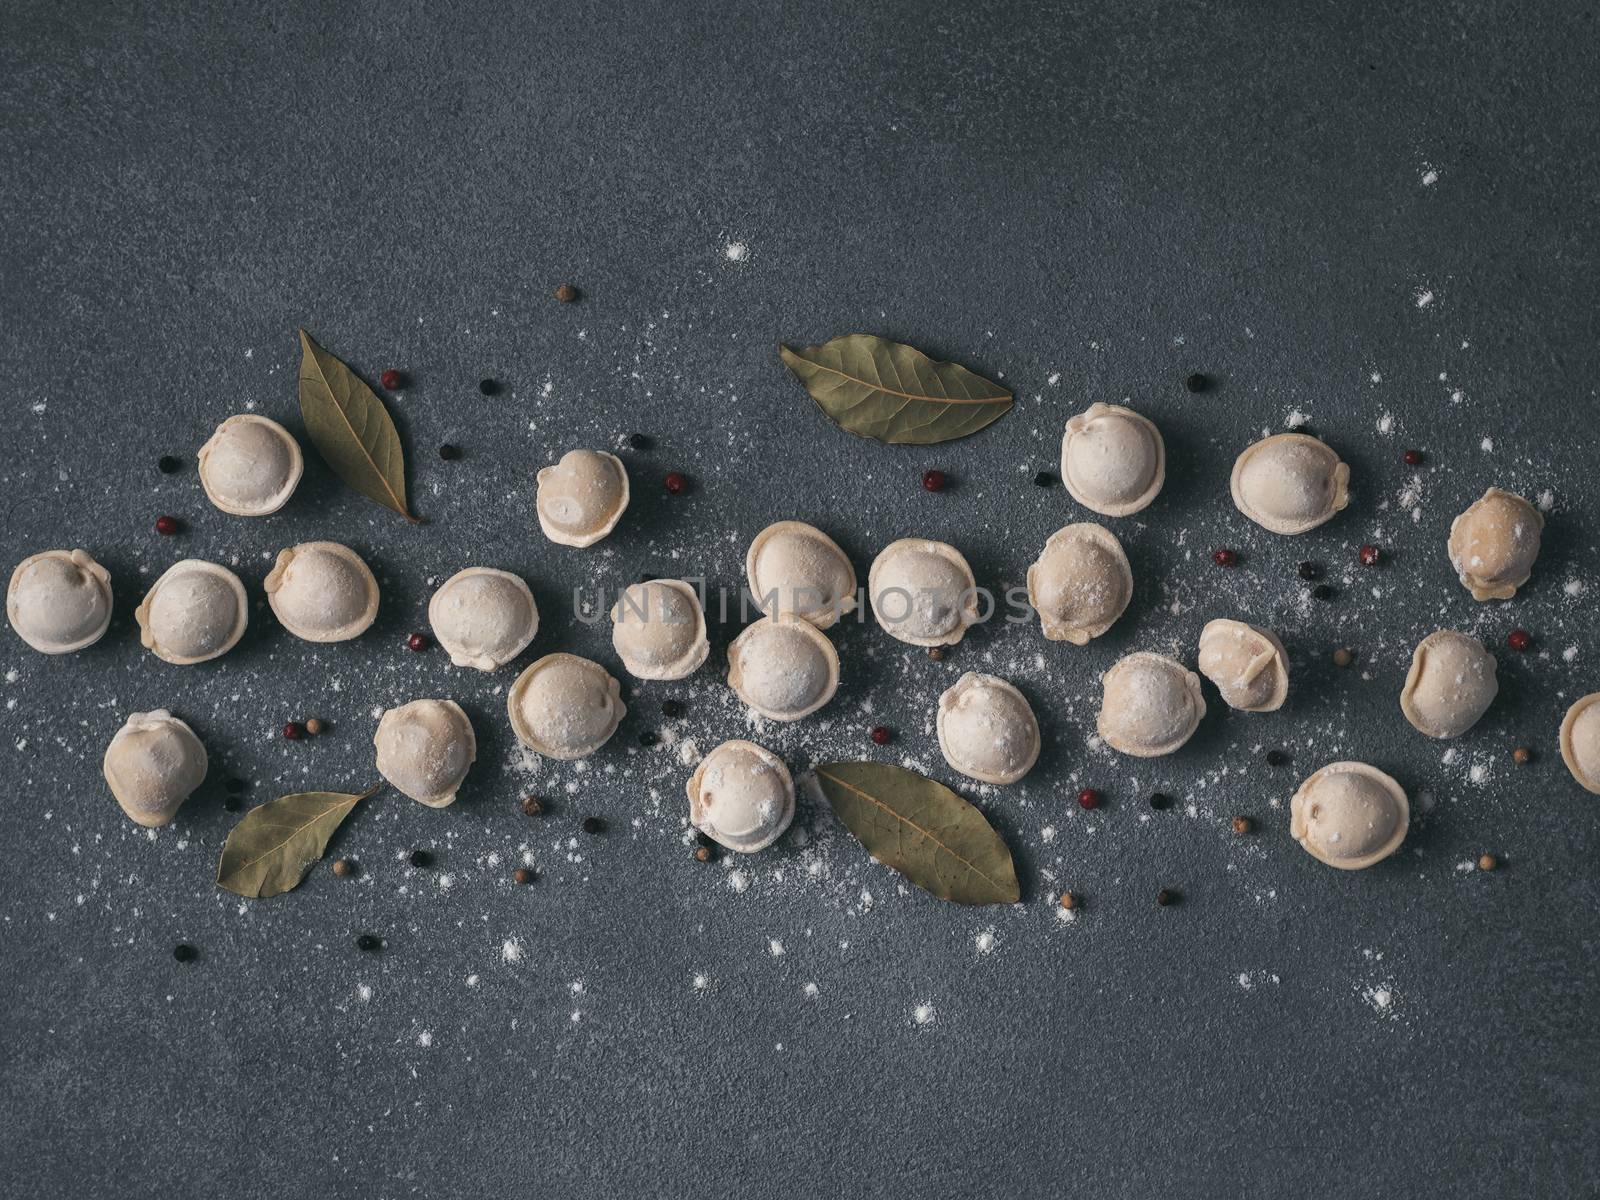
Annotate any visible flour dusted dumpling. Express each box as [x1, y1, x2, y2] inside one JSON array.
[[1400, 629, 1498, 739], [745, 520, 857, 629], [1060, 402, 1165, 517], [135, 559, 248, 665], [196, 414, 303, 516], [264, 542, 380, 642], [936, 672, 1041, 785], [428, 567, 538, 671], [7, 549, 112, 654], [686, 739, 795, 853], [1290, 761, 1409, 870], [1447, 487, 1544, 601], [535, 449, 630, 548], [374, 699, 475, 808], [102, 710, 207, 828], [1560, 693, 1600, 795], [726, 617, 839, 721], [611, 579, 709, 681], [1025, 523, 1131, 644], [1097, 652, 1206, 757], [1198, 619, 1289, 713], [868, 539, 979, 647], [1230, 433, 1350, 535], [507, 653, 626, 759]]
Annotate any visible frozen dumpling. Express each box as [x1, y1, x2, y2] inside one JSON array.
[[1447, 487, 1543, 601], [745, 520, 857, 629], [507, 653, 626, 759], [428, 567, 539, 671], [135, 559, 248, 665], [1399, 629, 1497, 739], [936, 672, 1041, 785], [1197, 619, 1289, 712], [1059, 402, 1165, 517], [7, 549, 112, 654], [374, 698, 476, 807], [610, 579, 709, 681], [1097, 652, 1206, 757], [1229, 433, 1350, 535], [196, 414, 304, 516], [264, 541, 380, 642], [686, 739, 795, 852], [535, 449, 630, 548], [867, 538, 979, 647], [1025, 523, 1132, 644], [726, 616, 839, 721], [1289, 761, 1409, 870], [102, 709, 207, 828], [1559, 692, 1600, 795]]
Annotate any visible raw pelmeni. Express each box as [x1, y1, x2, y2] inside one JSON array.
[[686, 739, 795, 852], [1059, 403, 1165, 517], [7, 549, 112, 654]]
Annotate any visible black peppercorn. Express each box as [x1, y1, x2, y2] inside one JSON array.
[[223, 796, 241, 812], [1297, 561, 1320, 581], [1184, 373, 1209, 393], [1156, 888, 1176, 907], [627, 433, 651, 450], [1149, 792, 1172, 810], [158, 455, 183, 474], [1312, 584, 1336, 601], [661, 699, 684, 719], [582, 816, 606, 835], [1033, 471, 1054, 487], [356, 934, 381, 952], [172, 943, 198, 962], [438, 443, 459, 460], [408, 849, 433, 869], [639, 731, 659, 747], [478, 378, 500, 396], [1265, 749, 1287, 766]]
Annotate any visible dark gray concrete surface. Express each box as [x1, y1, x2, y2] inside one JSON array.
[[3, 2, 1598, 1196]]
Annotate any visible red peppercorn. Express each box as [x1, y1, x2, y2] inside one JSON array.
[[1359, 544, 1381, 566], [282, 722, 303, 741], [1077, 788, 1101, 810], [1402, 449, 1423, 466], [663, 471, 688, 495], [154, 515, 179, 536], [407, 632, 429, 652], [1212, 548, 1237, 568], [870, 726, 891, 746], [921, 469, 946, 493], [380, 368, 402, 390], [1507, 629, 1531, 652]]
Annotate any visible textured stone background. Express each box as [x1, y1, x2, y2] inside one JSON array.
[[3, 2, 1598, 1196]]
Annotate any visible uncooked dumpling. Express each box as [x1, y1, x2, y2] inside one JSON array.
[[1447, 487, 1544, 601], [1059, 402, 1165, 517], [1230, 433, 1350, 535], [745, 520, 857, 629], [374, 698, 476, 807], [264, 542, 380, 642], [936, 672, 1041, 785], [1560, 693, 1600, 795], [7, 549, 112, 654], [867, 539, 979, 647], [102, 710, 207, 828], [196, 414, 303, 516], [686, 739, 795, 852], [1289, 761, 1409, 870], [428, 567, 538, 671], [1399, 629, 1497, 739], [610, 579, 709, 681], [507, 653, 626, 759], [535, 449, 630, 548], [135, 559, 248, 665], [1025, 523, 1132, 644], [726, 617, 839, 721], [1097, 652, 1206, 757], [1198, 619, 1289, 712]]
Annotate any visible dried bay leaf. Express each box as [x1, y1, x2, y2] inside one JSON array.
[[815, 762, 1020, 905], [216, 784, 378, 899], [297, 329, 419, 523], [779, 333, 1012, 444]]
